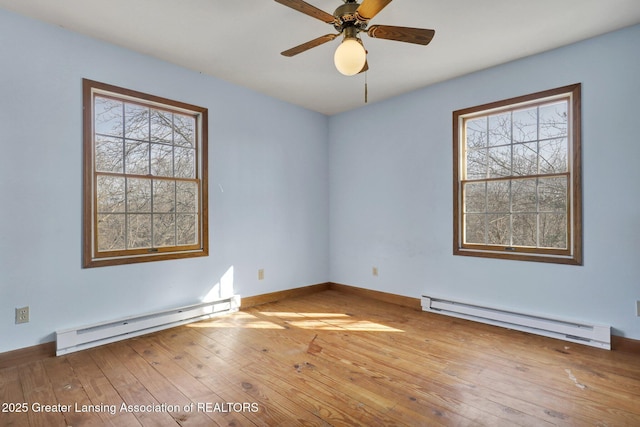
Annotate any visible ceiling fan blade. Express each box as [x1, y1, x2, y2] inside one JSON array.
[[281, 34, 339, 57], [367, 25, 435, 45], [356, 0, 392, 20], [274, 0, 336, 23]]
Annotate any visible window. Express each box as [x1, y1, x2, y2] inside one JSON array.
[[83, 79, 208, 267], [453, 84, 582, 265]]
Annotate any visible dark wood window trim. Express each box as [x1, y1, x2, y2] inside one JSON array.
[[83, 79, 208, 267], [453, 84, 582, 265]]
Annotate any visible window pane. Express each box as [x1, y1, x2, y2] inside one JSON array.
[[487, 214, 510, 245], [512, 142, 537, 176], [125, 103, 149, 141], [464, 182, 486, 213], [486, 180, 510, 213], [465, 117, 487, 149], [150, 110, 173, 143], [512, 107, 537, 142], [466, 148, 487, 180], [487, 145, 512, 177], [127, 214, 152, 248], [96, 136, 123, 173], [127, 178, 151, 212], [539, 213, 567, 249], [153, 213, 176, 247], [176, 181, 198, 213], [97, 176, 125, 213], [511, 179, 536, 212], [97, 214, 125, 251], [539, 138, 567, 174], [153, 179, 175, 213], [174, 114, 196, 147], [177, 214, 198, 245], [488, 112, 511, 146], [125, 141, 149, 175], [95, 97, 123, 137], [151, 143, 173, 177], [175, 147, 195, 178], [512, 214, 537, 247], [538, 177, 567, 212], [464, 214, 485, 244], [539, 101, 567, 140]]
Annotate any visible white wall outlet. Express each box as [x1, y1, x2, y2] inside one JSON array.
[[636, 300, 640, 317], [372, 266, 378, 277], [258, 269, 264, 281], [15, 306, 29, 324]]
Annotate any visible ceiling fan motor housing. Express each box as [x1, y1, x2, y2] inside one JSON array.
[[333, 2, 369, 34]]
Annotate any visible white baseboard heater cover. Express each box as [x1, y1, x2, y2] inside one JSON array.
[[421, 295, 610, 350], [56, 295, 240, 356]]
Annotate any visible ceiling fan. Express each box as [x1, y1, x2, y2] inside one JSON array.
[[275, 0, 435, 76]]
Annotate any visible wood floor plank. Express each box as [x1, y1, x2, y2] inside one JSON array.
[[240, 359, 390, 426], [156, 324, 332, 426], [148, 327, 289, 426], [109, 340, 214, 426], [17, 360, 67, 427], [65, 349, 142, 426], [88, 345, 178, 426], [0, 366, 29, 427], [127, 333, 250, 427], [41, 356, 104, 426]]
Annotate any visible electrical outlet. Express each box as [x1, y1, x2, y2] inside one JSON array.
[[636, 300, 640, 317], [15, 306, 29, 324], [372, 266, 378, 277], [258, 269, 264, 281]]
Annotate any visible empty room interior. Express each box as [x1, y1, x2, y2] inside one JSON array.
[[1, 1, 639, 425]]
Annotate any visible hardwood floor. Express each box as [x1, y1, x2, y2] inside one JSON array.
[[2, 290, 640, 426]]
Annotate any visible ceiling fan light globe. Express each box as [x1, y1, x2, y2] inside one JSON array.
[[334, 38, 366, 76]]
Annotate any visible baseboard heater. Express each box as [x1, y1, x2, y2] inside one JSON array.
[[56, 295, 240, 356], [421, 295, 610, 350]]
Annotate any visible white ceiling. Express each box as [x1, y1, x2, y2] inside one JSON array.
[[2, 0, 639, 115]]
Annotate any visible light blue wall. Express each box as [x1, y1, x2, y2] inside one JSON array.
[[0, 9, 329, 353], [329, 24, 640, 340]]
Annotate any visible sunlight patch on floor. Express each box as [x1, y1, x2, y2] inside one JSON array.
[[283, 318, 404, 332], [188, 310, 404, 332], [259, 312, 351, 319], [187, 311, 286, 330]]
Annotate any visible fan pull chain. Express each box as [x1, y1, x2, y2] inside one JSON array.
[[364, 70, 368, 104]]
